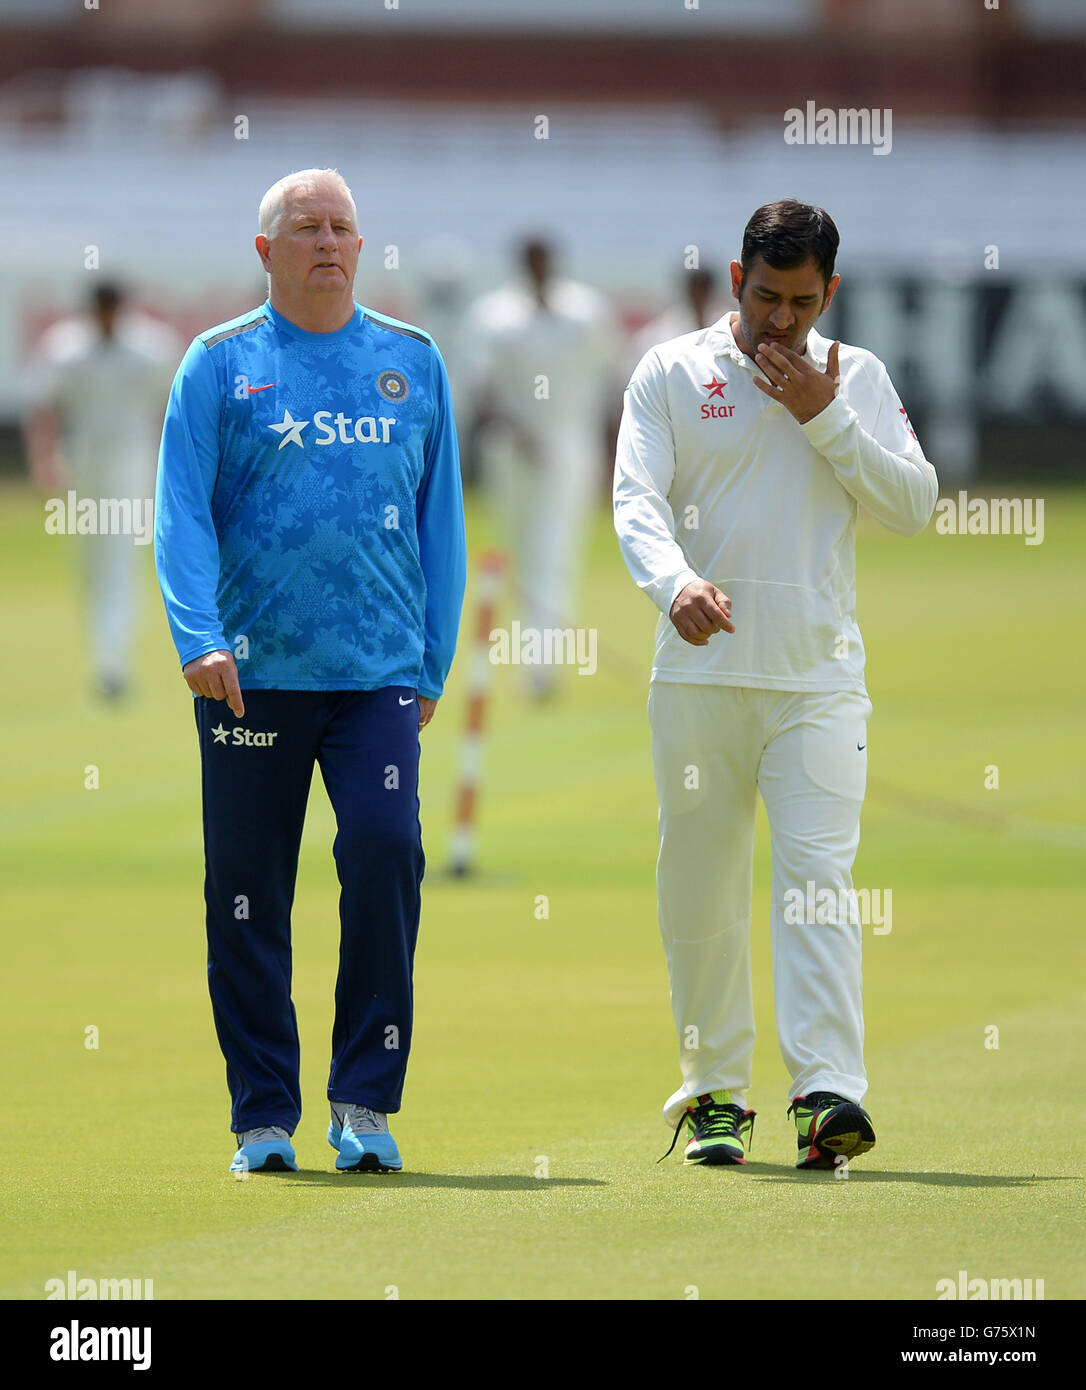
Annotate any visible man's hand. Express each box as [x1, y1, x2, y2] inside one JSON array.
[[753, 340, 840, 424], [669, 581, 735, 646], [183, 650, 245, 719], [418, 696, 437, 730]]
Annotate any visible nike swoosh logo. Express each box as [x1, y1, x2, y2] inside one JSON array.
[[248, 383, 277, 394], [857, 743, 866, 751], [399, 696, 415, 706]]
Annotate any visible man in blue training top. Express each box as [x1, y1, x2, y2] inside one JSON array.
[[155, 167, 466, 1176]]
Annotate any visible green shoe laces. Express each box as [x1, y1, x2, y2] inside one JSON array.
[[657, 1095, 755, 1163]]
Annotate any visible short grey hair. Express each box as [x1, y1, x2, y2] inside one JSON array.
[[257, 168, 357, 239]]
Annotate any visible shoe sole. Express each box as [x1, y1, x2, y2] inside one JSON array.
[[328, 1124, 402, 1172], [229, 1146, 298, 1174], [796, 1106, 876, 1169], [336, 1154, 403, 1173], [683, 1145, 747, 1166]]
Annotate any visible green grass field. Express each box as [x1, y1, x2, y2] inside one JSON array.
[[2, 479, 1084, 1301]]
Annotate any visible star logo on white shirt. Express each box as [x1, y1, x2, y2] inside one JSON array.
[[211, 723, 229, 744], [267, 409, 309, 449]]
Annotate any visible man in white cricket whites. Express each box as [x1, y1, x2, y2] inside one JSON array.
[[614, 200, 937, 1169]]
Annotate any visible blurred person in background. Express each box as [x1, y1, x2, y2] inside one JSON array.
[[23, 282, 180, 700], [629, 266, 729, 370], [415, 235, 474, 464], [463, 236, 620, 698]]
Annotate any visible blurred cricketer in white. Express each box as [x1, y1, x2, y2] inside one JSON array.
[[24, 284, 179, 699], [614, 201, 938, 1167], [463, 237, 619, 695]]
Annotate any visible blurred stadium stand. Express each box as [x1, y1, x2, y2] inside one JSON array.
[[2, 0, 1084, 481]]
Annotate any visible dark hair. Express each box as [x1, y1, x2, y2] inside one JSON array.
[[519, 237, 552, 269], [91, 282, 124, 311], [683, 267, 717, 293], [740, 200, 839, 287]]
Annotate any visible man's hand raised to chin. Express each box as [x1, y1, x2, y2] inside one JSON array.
[[669, 580, 735, 647], [753, 339, 841, 424]]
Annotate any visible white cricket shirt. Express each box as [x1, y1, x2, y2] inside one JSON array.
[[613, 314, 938, 693], [28, 313, 179, 489], [461, 277, 618, 438]]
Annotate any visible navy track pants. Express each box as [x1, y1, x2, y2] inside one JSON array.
[[194, 687, 424, 1135]]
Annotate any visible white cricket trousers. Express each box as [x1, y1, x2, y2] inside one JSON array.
[[482, 425, 598, 634], [70, 442, 151, 685], [648, 681, 873, 1126]]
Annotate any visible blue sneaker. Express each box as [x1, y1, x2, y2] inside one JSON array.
[[328, 1103, 403, 1172], [229, 1126, 298, 1174]]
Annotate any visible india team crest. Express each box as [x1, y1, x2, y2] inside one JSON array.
[[377, 369, 409, 403]]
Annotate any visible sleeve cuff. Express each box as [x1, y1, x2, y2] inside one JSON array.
[[660, 567, 701, 615], [799, 393, 855, 449], [178, 637, 228, 669]]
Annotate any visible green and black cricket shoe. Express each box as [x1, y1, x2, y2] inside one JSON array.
[[788, 1092, 876, 1170], [659, 1090, 756, 1166]]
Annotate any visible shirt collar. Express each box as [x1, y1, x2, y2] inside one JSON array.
[[709, 312, 831, 371]]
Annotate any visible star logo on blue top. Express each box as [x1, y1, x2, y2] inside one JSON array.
[[268, 409, 309, 449], [212, 723, 229, 744]]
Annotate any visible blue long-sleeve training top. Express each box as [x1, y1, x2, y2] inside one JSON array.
[[154, 299, 466, 700]]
